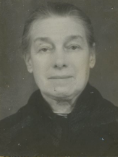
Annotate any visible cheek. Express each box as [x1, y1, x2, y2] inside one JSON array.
[[70, 53, 90, 73], [31, 55, 50, 75], [30, 62, 44, 84]]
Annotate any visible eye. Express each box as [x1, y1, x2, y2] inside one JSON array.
[[38, 47, 51, 53], [40, 48, 48, 52], [70, 45, 79, 50], [67, 45, 81, 51]]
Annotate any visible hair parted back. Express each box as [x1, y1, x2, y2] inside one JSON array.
[[21, 1, 95, 55]]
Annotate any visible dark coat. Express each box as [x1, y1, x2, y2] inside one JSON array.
[[0, 83, 118, 156]]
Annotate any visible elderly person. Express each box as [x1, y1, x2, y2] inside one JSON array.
[[0, 2, 118, 156]]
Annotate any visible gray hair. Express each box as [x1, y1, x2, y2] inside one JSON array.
[[21, 2, 95, 55]]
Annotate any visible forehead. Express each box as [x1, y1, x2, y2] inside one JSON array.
[[29, 16, 87, 43]]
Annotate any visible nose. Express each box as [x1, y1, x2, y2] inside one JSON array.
[[53, 49, 67, 69]]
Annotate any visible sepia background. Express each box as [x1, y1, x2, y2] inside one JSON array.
[[0, 0, 118, 120]]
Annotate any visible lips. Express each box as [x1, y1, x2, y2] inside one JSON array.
[[49, 76, 72, 79]]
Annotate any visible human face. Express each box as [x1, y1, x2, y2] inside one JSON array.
[[25, 16, 95, 100]]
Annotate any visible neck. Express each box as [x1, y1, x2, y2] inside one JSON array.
[[41, 93, 79, 115]]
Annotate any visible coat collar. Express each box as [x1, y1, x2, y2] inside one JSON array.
[[27, 83, 102, 120]]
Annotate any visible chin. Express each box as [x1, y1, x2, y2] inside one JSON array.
[[50, 87, 76, 99]]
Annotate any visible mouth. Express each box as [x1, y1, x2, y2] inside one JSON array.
[[49, 76, 72, 79]]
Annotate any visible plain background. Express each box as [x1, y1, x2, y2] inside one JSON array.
[[0, 0, 118, 120]]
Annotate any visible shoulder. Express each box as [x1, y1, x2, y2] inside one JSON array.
[[88, 84, 116, 108], [0, 90, 42, 143], [88, 84, 118, 128], [0, 89, 42, 127]]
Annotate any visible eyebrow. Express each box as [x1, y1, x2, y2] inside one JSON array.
[[34, 37, 53, 44], [65, 35, 83, 43]]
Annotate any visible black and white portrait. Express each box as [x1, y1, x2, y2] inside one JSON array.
[[0, 0, 118, 156]]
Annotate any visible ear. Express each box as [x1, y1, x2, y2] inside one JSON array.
[[89, 43, 96, 68], [24, 53, 33, 73]]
